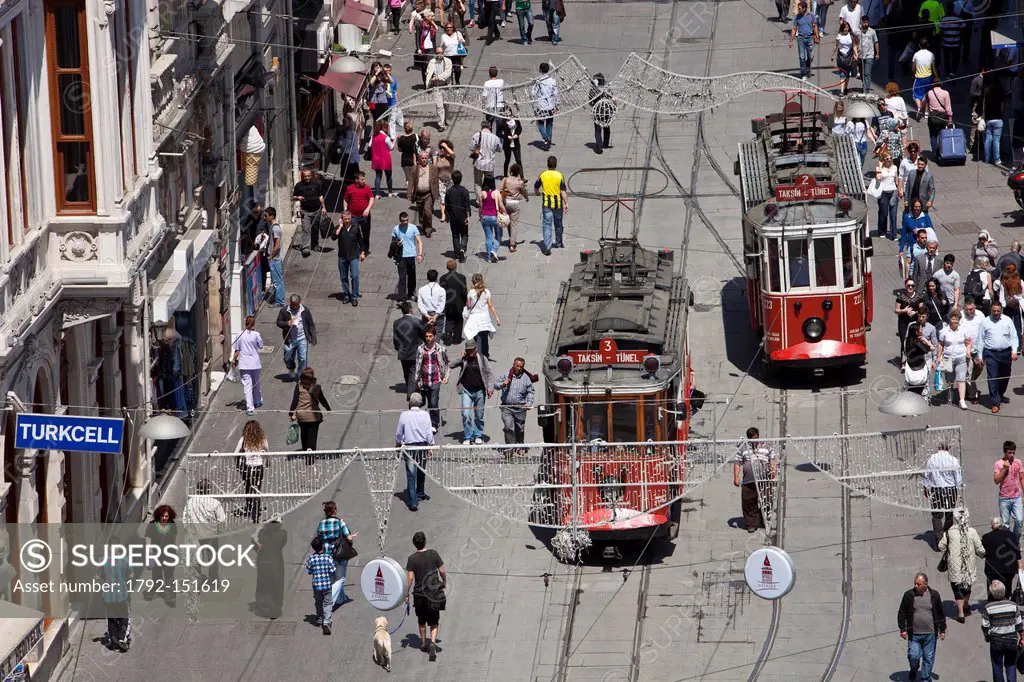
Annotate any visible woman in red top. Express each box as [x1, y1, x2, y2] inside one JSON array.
[[370, 120, 395, 198]]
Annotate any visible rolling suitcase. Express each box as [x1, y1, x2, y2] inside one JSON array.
[[936, 125, 967, 165]]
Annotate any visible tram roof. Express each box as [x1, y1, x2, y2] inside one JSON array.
[[738, 113, 867, 216], [542, 241, 689, 393]]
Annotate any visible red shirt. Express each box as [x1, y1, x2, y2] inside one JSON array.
[[344, 183, 373, 216]]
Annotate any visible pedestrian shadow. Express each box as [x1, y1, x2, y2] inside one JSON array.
[[889, 673, 943, 681], [726, 517, 746, 529], [274, 372, 297, 382], [302, 614, 321, 628]]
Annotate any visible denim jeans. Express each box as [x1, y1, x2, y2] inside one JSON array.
[[987, 118, 1005, 164], [907, 632, 937, 681], [314, 588, 333, 627], [423, 382, 442, 428], [861, 57, 874, 92], [270, 258, 285, 305], [1000, 496, 1023, 537], [797, 36, 814, 78], [481, 215, 500, 256], [814, 3, 828, 29], [338, 258, 360, 299], [352, 215, 371, 253], [516, 7, 533, 42], [404, 448, 427, 507], [459, 388, 486, 440], [541, 207, 564, 250], [374, 169, 393, 196], [544, 6, 560, 42], [878, 190, 897, 238], [856, 140, 868, 167], [991, 639, 1020, 682], [537, 114, 554, 145], [985, 348, 1013, 408], [283, 336, 309, 379]]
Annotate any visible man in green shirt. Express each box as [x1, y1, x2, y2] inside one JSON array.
[[514, 0, 534, 44]]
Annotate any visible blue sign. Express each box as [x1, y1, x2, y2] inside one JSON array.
[[14, 414, 125, 454]]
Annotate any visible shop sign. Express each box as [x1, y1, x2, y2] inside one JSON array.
[[14, 414, 125, 454]]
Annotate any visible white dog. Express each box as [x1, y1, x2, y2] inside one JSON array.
[[372, 616, 392, 672]]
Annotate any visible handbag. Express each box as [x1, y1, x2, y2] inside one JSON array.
[[456, 42, 467, 56], [332, 534, 358, 562], [387, 236, 403, 261], [937, 550, 948, 573], [226, 363, 241, 383], [866, 177, 883, 199], [977, 115, 987, 132], [286, 423, 299, 446], [497, 211, 511, 229], [938, 356, 953, 373]]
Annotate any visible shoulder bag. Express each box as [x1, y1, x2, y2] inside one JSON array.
[[426, 567, 446, 610], [866, 175, 884, 198], [463, 292, 479, 321], [936, 550, 948, 572], [332, 534, 358, 562]]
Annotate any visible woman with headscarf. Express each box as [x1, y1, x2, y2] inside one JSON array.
[[938, 509, 985, 622], [994, 262, 1024, 352], [252, 516, 288, 619]]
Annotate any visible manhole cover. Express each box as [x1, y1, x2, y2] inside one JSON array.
[[943, 221, 980, 235], [247, 620, 297, 635], [336, 375, 361, 385], [258, 345, 276, 354]]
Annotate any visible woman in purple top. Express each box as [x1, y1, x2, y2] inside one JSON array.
[[477, 176, 506, 263], [232, 315, 264, 415]]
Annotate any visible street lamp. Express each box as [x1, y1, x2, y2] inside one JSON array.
[[877, 391, 930, 418], [138, 413, 190, 440], [329, 55, 368, 74]]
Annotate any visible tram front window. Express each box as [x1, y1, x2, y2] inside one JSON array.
[[611, 402, 637, 442], [584, 404, 607, 441], [842, 232, 858, 287], [788, 239, 810, 288], [814, 237, 837, 287], [644, 401, 660, 441]]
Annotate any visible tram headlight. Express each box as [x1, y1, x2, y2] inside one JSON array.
[[556, 356, 574, 377], [642, 355, 660, 376], [802, 317, 826, 342]]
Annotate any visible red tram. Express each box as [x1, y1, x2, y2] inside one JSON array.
[[737, 106, 873, 372], [537, 238, 694, 542]]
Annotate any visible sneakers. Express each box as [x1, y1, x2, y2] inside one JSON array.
[[429, 641, 438, 661], [489, 253, 499, 263], [462, 439, 471, 445], [432, 426, 438, 434], [959, 400, 967, 409], [473, 436, 484, 444], [322, 625, 332, 636]]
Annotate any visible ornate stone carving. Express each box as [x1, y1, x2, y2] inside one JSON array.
[[59, 231, 98, 263], [58, 298, 122, 328]]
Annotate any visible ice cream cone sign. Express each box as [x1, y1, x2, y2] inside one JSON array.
[[241, 126, 266, 186]]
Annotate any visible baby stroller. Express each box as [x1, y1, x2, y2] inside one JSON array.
[[903, 357, 930, 395]]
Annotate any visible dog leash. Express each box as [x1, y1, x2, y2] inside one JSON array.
[[382, 601, 410, 635]]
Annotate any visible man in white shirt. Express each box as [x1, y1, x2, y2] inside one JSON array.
[[417, 269, 448, 339], [481, 66, 505, 121], [922, 443, 963, 546], [839, 0, 863, 36], [532, 62, 560, 150], [183, 478, 228, 578], [961, 297, 985, 403], [898, 141, 921, 191]]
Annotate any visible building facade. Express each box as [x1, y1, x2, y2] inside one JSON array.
[[0, 0, 297, 673]]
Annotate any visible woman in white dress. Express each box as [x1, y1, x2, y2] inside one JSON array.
[[462, 273, 501, 360]]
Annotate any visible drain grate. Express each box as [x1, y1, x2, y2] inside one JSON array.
[[247, 620, 298, 635], [943, 221, 980, 235]]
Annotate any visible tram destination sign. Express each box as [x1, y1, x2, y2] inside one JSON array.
[[774, 174, 836, 203], [568, 339, 649, 365]]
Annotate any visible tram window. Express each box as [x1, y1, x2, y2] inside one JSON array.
[[611, 401, 638, 442], [787, 239, 810, 288], [584, 403, 607, 441], [813, 238, 837, 287], [841, 233, 858, 287], [766, 239, 782, 292], [644, 400, 661, 441]]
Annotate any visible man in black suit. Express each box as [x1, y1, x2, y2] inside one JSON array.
[[439, 259, 467, 346], [393, 301, 425, 398], [912, 239, 940, 292]]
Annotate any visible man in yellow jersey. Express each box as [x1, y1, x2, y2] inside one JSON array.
[[533, 155, 567, 255]]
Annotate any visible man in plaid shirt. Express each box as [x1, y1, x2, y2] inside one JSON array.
[[306, 537, 337, 635], [413, 327, 450, 433]]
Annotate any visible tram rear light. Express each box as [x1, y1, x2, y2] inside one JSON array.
[[823, 299, 833, 311], [802, 317, 826, 341], [838, 196, 852, 212], [764, 202, 779, 219], [642, 355, 660, 376], [580, 250, 594, 263], [556, 356, 573, 376]]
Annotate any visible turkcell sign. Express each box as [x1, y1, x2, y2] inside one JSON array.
[[15, 414, 125, 454]]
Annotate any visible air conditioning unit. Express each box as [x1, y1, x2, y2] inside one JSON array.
[[336, 23, 369, 54]]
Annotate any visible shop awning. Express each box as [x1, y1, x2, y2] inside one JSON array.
[[314, 57, 367, 100], [339, 1, 376, 30], [0, 602, 44, 682], [152, 230, 216, 325]]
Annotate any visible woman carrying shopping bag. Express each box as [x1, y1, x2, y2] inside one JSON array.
[[289, 367, 332, 465]]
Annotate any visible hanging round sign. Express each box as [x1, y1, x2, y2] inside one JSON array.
[[744, 546, 796, 600], [361, 557, 407, 611]]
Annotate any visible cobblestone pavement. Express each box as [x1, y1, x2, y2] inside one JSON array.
[[56, 0, 1024, 680]]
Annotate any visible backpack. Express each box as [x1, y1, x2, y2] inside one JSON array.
[[964, 269, 986, 301]]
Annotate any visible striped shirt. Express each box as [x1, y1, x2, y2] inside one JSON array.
[[306, 551, 337, 591], [496, 370, 535, 406], [939, 15, 964, 47], [535, 170, 566, 209], [981, 599, 1023, 644], [922, 450, 963, 489]]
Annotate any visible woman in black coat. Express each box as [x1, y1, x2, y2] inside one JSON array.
[[497, 113, 523, 177], [289, 367, 331, 464]]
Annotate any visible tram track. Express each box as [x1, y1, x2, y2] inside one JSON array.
[[823, 387, 854, 681]]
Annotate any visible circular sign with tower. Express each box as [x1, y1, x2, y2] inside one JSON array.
[[361, 557, 408, 611], [744, 546, 796, 600]]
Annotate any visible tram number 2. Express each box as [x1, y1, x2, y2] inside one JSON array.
[[853, 293, 863, 306]]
